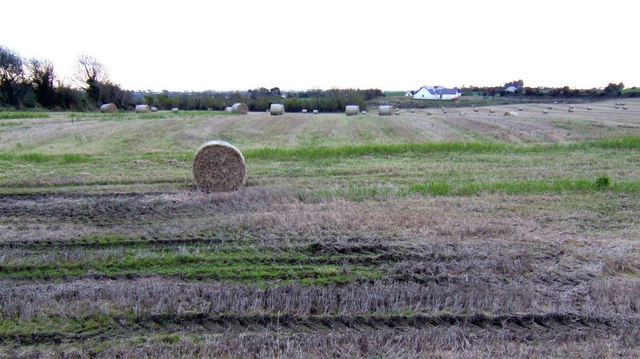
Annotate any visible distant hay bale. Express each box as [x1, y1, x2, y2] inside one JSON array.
[[504, 111, 519, 116], [518, 107, 523, 111], [426, 111, 432, 116], [313, 109, 319, 114], [151, 106, 158, 112], [207, 108, 213, 111], [135, 104, 150, 113], [225, 107, 232, 112], [231, 103, 248, 115], [362, 111, 367, 114], [410, 109, 415, 113], [473, 108, 479, 112], [379, 105, 394, 116], [623, 106, 628, 110], [459, 112, 465, 116], [345, 105, 360, 116], [621, 102, 626, 106], [302, 109, 307, 113], [100, 103, 117, 113], [554, 101, 558, 105], [548, 106, 553, 110], [615, 106, 619, 109], [587, 106, 592, 110], [543, 110, 548, 114], [568, 108, 574, 112], [172, 107, 179, 112], [395, 110, 400, 115], [192, 140, 246, 192], [489, 108, 495, 113], [270, 104, 285, 116], [442, 109, 447, 114]]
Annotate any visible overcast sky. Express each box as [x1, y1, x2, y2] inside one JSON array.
[[2, 0, 638, 92]]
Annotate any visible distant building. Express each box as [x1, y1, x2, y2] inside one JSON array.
[[504, 85, 519, 93], [413, 86, 461, 100], [405, 91, 414, 97]]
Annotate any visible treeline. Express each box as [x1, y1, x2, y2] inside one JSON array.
[[143, 88, 383, 112], [462, 80, 638, 99], [0, 46, 139, 111]]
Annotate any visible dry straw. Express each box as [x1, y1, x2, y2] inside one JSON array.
[[151, 106, 158, 112], [302, 109, 308, 113], [270, 104, 285, 115], [313, 109, 319, 114], [231, 103, 249, 114], [378, 105, 394, 116], [172, 107, 179, 112], [193, 140, 246, 192], [135, 104, 150, 113], [345, 105, 360, 116], [100, 103, 117, 113]]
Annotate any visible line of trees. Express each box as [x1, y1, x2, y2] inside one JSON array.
[[142, 88, 383, 112], [0, 45, 136, 111], [462, 80, 638, 99]]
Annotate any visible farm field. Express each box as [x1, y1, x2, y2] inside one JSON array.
[[1, 99, 640, 357]]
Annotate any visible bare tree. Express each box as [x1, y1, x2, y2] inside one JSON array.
[[75, 55, 109, 105]]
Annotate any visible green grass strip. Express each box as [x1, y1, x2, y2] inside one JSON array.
[[0, 153, 92, 163], [0, 112, 49, 119], [244, 137, 640, 160]]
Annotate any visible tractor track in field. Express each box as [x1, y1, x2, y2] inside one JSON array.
[[2, 312, 636, 346]]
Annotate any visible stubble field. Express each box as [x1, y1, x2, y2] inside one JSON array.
[[1, 100, 640, 358]]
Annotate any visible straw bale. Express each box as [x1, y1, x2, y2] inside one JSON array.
[[379, 105, 394, 116], [231, 103, 248, 114], [192, 140, 246, 192], [100, 103, 117, 113], [270, 104, 285, 115], [345, 105, 360, 116], [135, 104, 150, 113]]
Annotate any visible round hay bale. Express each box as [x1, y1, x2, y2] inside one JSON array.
[[270, 104, 285, 116], [473, 108, 479, 112], [379, 105, 394, 116], [548, 106, 553, 110], [151, 106, 158, 112], [410, 109, 415, 113], [345, 105, 360, 116], [518, 107, 523, 111], [543, 110, 548, 114], [623, 106, 628, 110], [362, 111, 367, 114], [489, 108, 495, 113], [231, 103, 248, 115], [504, 111, 519, 116], [568, 108, 574, 113], [459, 112, 465, 116], [193, 141, 246, 192], [426, 111, 432, 116], [172, 107, 179, 112], [615, 106, 619, 109], [587, 106, 592, 110], [100, 103, 117, 113], [442, 109, 447, 114], [313, 109, 319, 114], [302, 109, 307, 113], [135, 104, 150, 113]]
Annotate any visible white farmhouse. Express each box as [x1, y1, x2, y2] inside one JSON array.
[[413, 86, 461, 100]]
